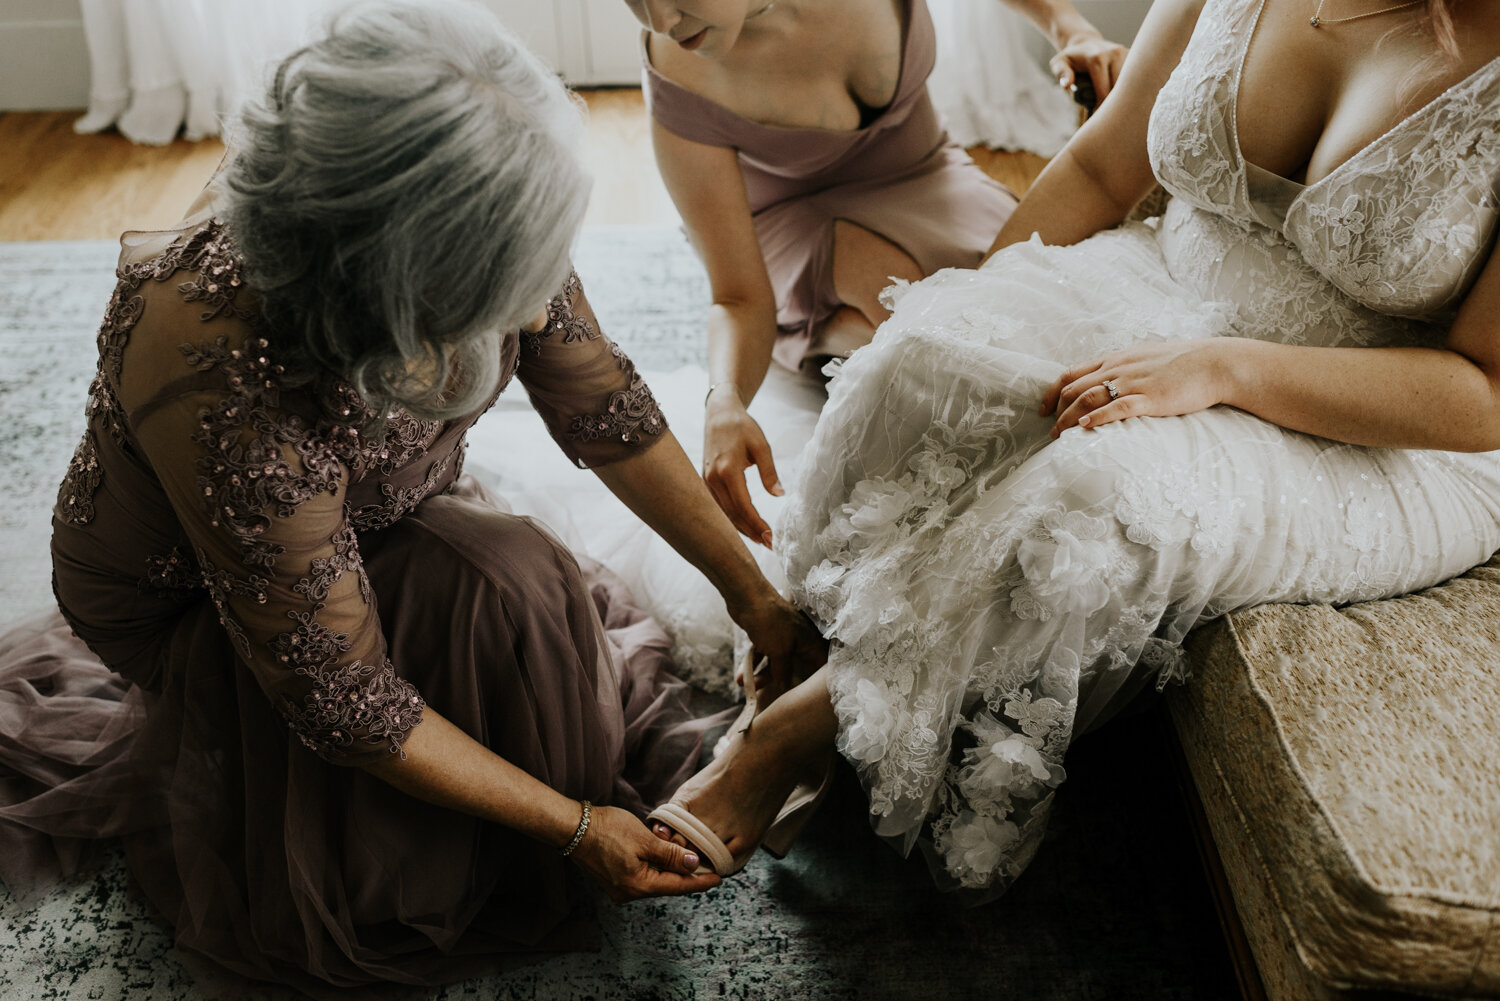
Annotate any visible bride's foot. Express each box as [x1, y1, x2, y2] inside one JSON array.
[[650, 668, 838, 874]]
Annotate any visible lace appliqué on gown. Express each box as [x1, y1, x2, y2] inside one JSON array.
[[778, 0, 1500, 895]]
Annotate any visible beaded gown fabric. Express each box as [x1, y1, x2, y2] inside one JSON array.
[[0, 199, 704, 991], [776, 0, 1500, 895]]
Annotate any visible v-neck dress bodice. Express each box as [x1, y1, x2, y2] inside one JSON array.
[[644, 0, 943, 209], [642, 0, 1017, 368], [774, 0, 1500, 900], [1147, 0, 1500, 339]]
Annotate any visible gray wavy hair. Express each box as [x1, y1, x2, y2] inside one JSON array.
[[223, 0, 590, 421]]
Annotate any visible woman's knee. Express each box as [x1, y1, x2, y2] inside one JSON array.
[[831, 220, 924, 324]]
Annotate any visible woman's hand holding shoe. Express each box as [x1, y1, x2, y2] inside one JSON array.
[[565, 803, 722, 901]]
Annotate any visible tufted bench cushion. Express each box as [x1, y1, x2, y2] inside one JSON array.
[[1168, 554, 1500, 1000]]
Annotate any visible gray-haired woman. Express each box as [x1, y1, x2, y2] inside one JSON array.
[[0, 0, 822, 990]]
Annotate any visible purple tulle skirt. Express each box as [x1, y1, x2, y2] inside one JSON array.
[[0, 480, 710, 994]]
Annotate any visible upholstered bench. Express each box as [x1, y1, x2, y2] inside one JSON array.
[[1169, 553, 1500, 1000]]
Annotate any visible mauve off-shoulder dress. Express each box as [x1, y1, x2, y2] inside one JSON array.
[[642, 0, 1019, 370], [0, 201, 705, 992]]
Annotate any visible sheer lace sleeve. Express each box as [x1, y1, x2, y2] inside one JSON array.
[[124, 308, 424, 767], [517, 272, 668, 468]]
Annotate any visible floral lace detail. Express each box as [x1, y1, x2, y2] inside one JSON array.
[[183, 333, 344, 564], [56, 430, 103, 526], [268, 608, 353, 670], [139, 546, 202, 596], [86, 293, 144, 451], [174, 227, 254, 323], [58, 220, 254, 523], [1149, 0, 1500, 338], [195, 549, 256, 661], [278, 658, 425, 759], [347, 449, 457, 533], [566, 376, 667, 446], [293, 525, 373, 606], [59, 217, 439, 769], [315, 380, 444, 477], [522, 272, 592, 355]]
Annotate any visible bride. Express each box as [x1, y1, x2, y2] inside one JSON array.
[[648, 0, 1500, 890]]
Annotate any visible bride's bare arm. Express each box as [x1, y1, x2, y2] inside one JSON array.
[[1222, 256, 1500, 451], [1044, 246, 1500, 452], [986, 0, 1206, 258]]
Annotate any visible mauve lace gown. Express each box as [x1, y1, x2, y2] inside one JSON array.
[[0, 203, 701, 991], [642, 0, 1017, 370]]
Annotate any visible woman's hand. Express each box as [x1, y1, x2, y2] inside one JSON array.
[[1050, 34, 1129, 104], [703, 388, 784, 548], [568, 804, 722, 902], [1043, 339, 1233, 437], [730, 594, 828, 706]]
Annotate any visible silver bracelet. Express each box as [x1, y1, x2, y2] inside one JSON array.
[[560, 800, 591, 857], [705, 381, 738, 406]]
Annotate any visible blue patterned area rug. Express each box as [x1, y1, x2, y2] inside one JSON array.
[[0, 229, 1237, 1001]]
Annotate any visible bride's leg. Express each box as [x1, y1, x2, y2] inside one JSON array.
[[652, 668, 839, 860]]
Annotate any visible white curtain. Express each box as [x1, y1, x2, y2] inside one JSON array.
[[926, 0, 1079, 156], [74, 0, 336, 145]]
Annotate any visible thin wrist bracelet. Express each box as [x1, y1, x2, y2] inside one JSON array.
[[560, 800, 591, 857], [705, 381, 738, 406]]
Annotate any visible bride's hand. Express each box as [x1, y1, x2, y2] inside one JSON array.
[[703, 389, 783, 548], [1043, 339, 1232, 437]]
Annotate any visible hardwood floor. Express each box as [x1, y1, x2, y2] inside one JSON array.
[[0, 112, 227, 241], [0, 89, 1044, 241]]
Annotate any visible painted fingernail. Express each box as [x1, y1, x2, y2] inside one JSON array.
[[683, 852, 699, 869], [1080, 416, 1092, 427]]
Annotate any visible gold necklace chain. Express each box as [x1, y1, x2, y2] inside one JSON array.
[[1309, 0, 1424, 28]]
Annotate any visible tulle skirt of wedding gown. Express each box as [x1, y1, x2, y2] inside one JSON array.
[[774, 223, 1500, 893]]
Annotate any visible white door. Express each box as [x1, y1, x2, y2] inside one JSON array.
[[477, 0, 643, 86]]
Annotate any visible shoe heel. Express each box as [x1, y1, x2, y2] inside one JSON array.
[[760, 756, 835, 859]]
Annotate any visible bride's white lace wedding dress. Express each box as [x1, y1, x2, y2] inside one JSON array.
[[776, 0, 1500, 893]]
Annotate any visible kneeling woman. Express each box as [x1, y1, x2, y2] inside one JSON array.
[[1, 0, 821, 990]]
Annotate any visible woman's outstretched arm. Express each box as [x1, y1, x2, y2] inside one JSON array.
[[365, 710, 719, 901], [592, 428, 827, 692], [651, 119, 785, 546], [987, 0, 1207, 258], [999, 0, 1129, 100]]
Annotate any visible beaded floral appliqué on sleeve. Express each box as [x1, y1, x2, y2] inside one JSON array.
[[568, 376, 667, 445]]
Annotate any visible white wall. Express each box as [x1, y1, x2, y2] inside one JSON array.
[[0, 0, 641, 112], [0, 0, 1145, 113], [0, 0, 89, 110]]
